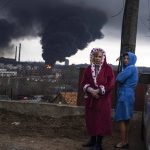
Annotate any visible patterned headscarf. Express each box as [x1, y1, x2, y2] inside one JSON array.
[[90, 48, 106, 87], [90, 48, 106, 65]]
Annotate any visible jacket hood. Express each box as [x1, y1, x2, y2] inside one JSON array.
[[124, 52, 137, 67]]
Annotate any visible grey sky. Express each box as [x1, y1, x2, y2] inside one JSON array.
[[0, 0, 150, 66]]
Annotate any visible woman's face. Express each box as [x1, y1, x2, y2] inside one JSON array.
[[123, 55, 129, 66], [93, 51, 103, 65]]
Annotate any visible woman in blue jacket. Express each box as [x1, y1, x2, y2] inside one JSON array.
[[114, 52, 138, 148]]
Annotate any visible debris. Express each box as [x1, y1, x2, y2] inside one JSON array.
[[11, 122, 20, 126]]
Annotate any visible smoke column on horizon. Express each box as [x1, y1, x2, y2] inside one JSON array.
[[0, 0, 107, 64]]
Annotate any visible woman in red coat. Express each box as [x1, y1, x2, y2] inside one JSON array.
[[81, 48, 115, 150]]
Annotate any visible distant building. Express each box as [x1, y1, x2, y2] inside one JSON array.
[[65, 59, 69, 66], [0, 57, 16, 64], [0, 69, 17, 77]]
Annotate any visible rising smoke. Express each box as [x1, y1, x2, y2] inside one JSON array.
[[0, 0, 108, 64]]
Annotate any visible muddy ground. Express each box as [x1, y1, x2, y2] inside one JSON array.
[[0, 109, 145, 150]]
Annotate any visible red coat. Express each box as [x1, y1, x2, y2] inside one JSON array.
[[81, 63, 115, 136]]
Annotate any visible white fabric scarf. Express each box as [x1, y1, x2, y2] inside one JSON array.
[[91, 63, 102, 87]]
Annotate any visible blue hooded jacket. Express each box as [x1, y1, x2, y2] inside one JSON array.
[[116, 52, 138, 89], [115, 52, 138, 121]]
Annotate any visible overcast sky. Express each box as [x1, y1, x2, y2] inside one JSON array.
[[0, 0, 150, 66]]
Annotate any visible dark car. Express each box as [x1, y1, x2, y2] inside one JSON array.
[[143, 86, 150, 150], [0, 95, 10, 100]]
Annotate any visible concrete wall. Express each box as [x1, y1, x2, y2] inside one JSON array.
[[0, 100, 142, 121], [0, 100, 84, 118]]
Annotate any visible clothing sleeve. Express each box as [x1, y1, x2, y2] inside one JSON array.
[[80, 67, 91, 93], [98, 66, 115, 95], [116, 66, 133, 83], [104, 67, 115, 93]]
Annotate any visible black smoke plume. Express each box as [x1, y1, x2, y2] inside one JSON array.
[[0, 0, 107, 64]]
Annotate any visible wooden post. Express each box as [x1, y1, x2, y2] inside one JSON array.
[[77, 68, 85, 106], [120, 0, 140, 54], [118, 0, 140, 72]]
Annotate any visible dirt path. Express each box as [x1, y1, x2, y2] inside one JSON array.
[[0, 109, 145, 150]]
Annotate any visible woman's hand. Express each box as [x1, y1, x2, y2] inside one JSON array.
[[87, 87, 100, 99], [91, 89, 100, 99]]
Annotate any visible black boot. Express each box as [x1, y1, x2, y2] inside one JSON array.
[[92, 136, 103, 150], [82, 136, 96, 147]]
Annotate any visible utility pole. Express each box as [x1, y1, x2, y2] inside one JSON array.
[[118, 0, 140, 72], [18, 43, 21, 62]]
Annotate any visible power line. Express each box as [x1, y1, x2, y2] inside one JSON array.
[[138, 0, 150, 35], [139, 16, 150, 30], [147, 0, 150, 23], [111, 0, 125, 17], [0, 0, 15, 10]]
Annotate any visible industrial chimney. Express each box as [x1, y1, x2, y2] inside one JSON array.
[[15, 46, 17, 61], [65, 59, 69, 66], [18, 43, 21, 62]]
